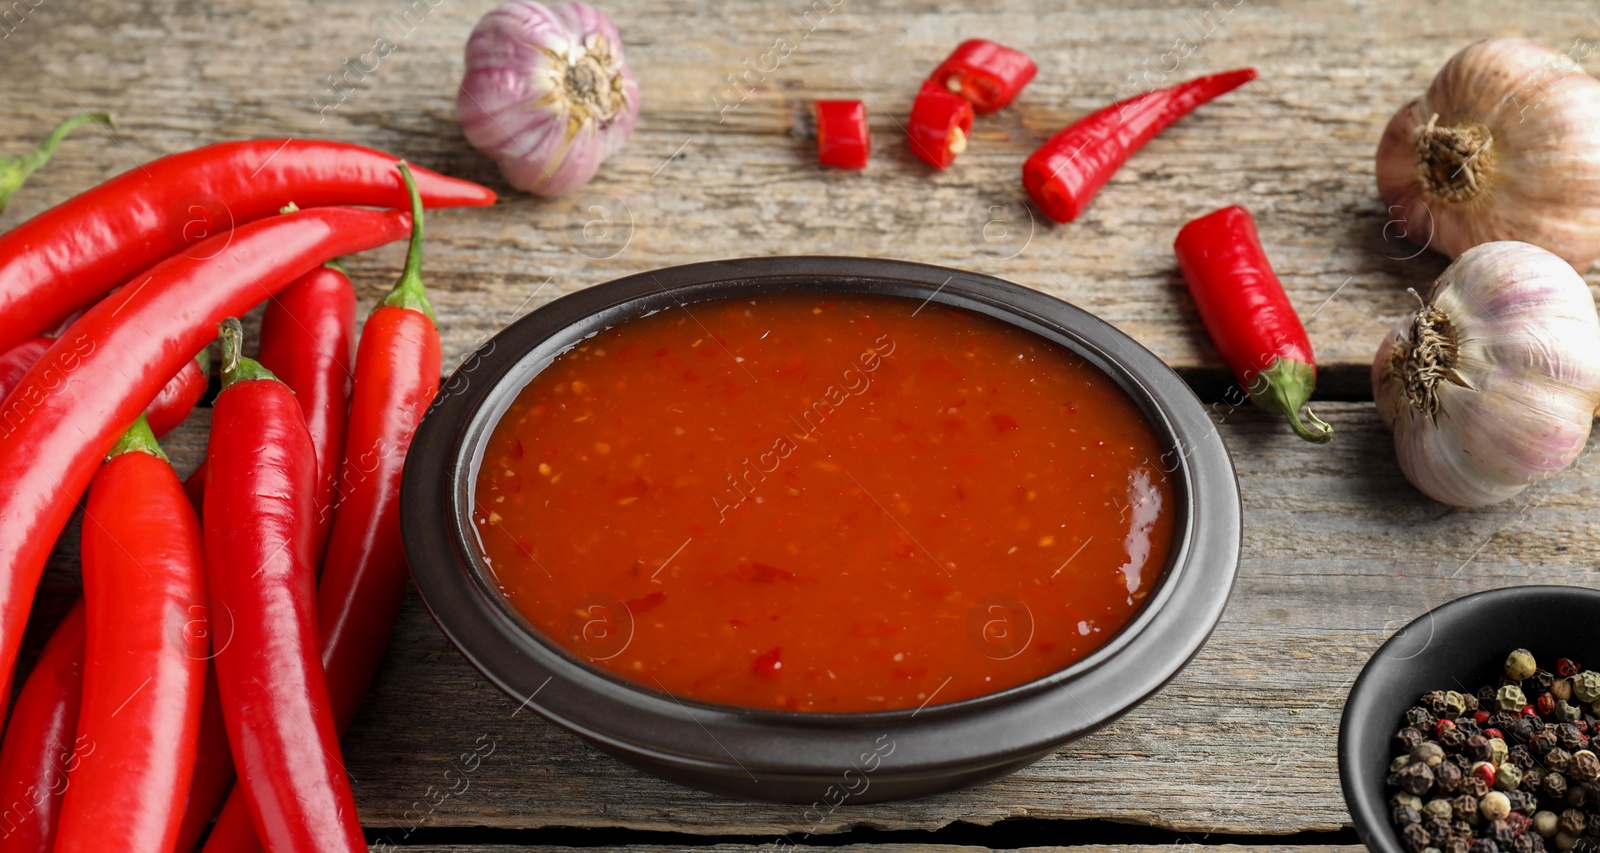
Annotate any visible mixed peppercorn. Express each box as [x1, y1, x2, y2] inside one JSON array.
[[1387, 649, 1600, 853]]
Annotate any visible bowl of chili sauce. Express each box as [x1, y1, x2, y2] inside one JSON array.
[[402, 256, 1241, 804]]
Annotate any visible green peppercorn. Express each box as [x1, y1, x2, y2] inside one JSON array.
[[1501, 685, 1531, 714], [1498, 763, 1525, 791], [1490, 737, 1510, 766], [1576, 673, 1600, 704], [1558, 700, 1584, 723], [1555, 678, 1576, 702], [1443, 690, 1469, 718], [1538, 811, 1563, 838], [1509, 649, 1540, 682], [1483, 790, 1514, 821], [1424, 798, 1453, 821]]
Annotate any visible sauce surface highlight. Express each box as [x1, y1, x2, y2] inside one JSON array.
[[473, 293, 1175, 712]]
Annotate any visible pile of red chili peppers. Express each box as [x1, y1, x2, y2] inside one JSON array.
[[0, 129, 491, 851]]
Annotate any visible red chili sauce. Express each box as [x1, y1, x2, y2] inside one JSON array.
[[473, 293, 1176, 713]]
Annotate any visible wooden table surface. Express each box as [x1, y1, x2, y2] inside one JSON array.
[[7, 0, 1600, 849]]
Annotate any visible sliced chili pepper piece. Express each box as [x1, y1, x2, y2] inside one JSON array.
[[0, 600, 85, 853], [1023, 68, 1256, 223], [201, 163, 444, 853], [815, 100, 870, 169], [930, 39, 1037, 114], [55, 415, 208, 853], [908, 82, 975, 169], [259, 262, 356, 560], [204, 318, 364, 853], [0, 139, 494, 354], [145, 347, 210, 437], [0, 204, 411, 704], [0, 113, 115, 215], [1173, 205, 1332, 443]]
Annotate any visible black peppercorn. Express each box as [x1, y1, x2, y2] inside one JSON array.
[[1486, 819, 1518, 845], [1545, 772, 1569, 799], [1527, 670, 1557, 697], [1457, 840, 1482, 853], [1560, 725, 1588, 752], [1525, 766, 1548, 793], [1511, 716, 1538, 743], [1469, 735, 1496, 763], [1466, 693, 1483, 714], [1403, 822, 1432, 853], [1438, 761, 1464, 794], [1512, 745, 1538, 770], [1507, 789, 1535, 814], [1425, 690, 1450, 713], [1515, 836, 1544, 853], [1471, 839, 1502, 853], [1445, 726, 1470, 749], [1398, 761, 1436, 795], [1532, 729, 1561, 755], [1464, 776, 1492, 798], [1566, 783, 1587, 809], [1563, 809, 1589, 836], [1550, 749, 1576, 774], [1483, 685, 1503, 708], [1410, 706, 1440, 729]]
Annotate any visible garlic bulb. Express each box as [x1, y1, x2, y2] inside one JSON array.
[[1373, 241, 1600, 507], [458, 1, 640, 197], [1376, 38, 1600, 269]]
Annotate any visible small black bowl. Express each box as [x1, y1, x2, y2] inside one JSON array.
[[1340, 584, 1600, 851], [401, 256, 1242, 804]]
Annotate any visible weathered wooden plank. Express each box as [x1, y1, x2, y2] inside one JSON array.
[[2, 0, 1598, 376], [25, 403, 1598, 837]]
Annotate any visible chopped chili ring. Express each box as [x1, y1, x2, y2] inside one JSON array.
[[931, 39, 1037, 114], [908, 82, 974, 169], [815, 100, 870, 169]]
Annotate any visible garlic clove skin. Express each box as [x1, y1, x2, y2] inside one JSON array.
[[1376, 39, 1600, 270], [459, 1, 640, 197], [1373, 241, 1600, 507]]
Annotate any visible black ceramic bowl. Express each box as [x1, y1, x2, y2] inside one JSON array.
[[401, 256, 1242, 804], [1340, 585, 1600, 851]]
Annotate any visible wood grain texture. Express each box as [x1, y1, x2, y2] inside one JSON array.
[[1, 0, 1598, 376], [7, 0, 1600, 842]]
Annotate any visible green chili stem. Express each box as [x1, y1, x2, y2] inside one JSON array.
[[0, 112, 116, 214], [376, 161, 436, 321], [218, 317, 277, 388], [107, 413, 169, 462]]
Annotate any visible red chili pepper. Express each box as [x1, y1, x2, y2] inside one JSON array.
[[929, 39, 1036, 114], [0, 139, 493, 355], [0, 204, 411, 703], [200, 162, 444, 853], [0, 601, 85, 853], [204, 318, 364, 853], [259, 262, 356, 559], [145, 348, 210, 438], [815, 100, 870, 169], [1173, 205, 1332, 443], [0, 113, 114, 215], [1023, 68, 1256, 223], [54, 415, 208, 853], [0, 338, 53, 402], [171, 670, 233, 853], [0, 338, 205, 437], [908, 82, 974, 169]]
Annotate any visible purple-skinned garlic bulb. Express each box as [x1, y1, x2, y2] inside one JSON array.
[[458, 1, 639, 197]]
